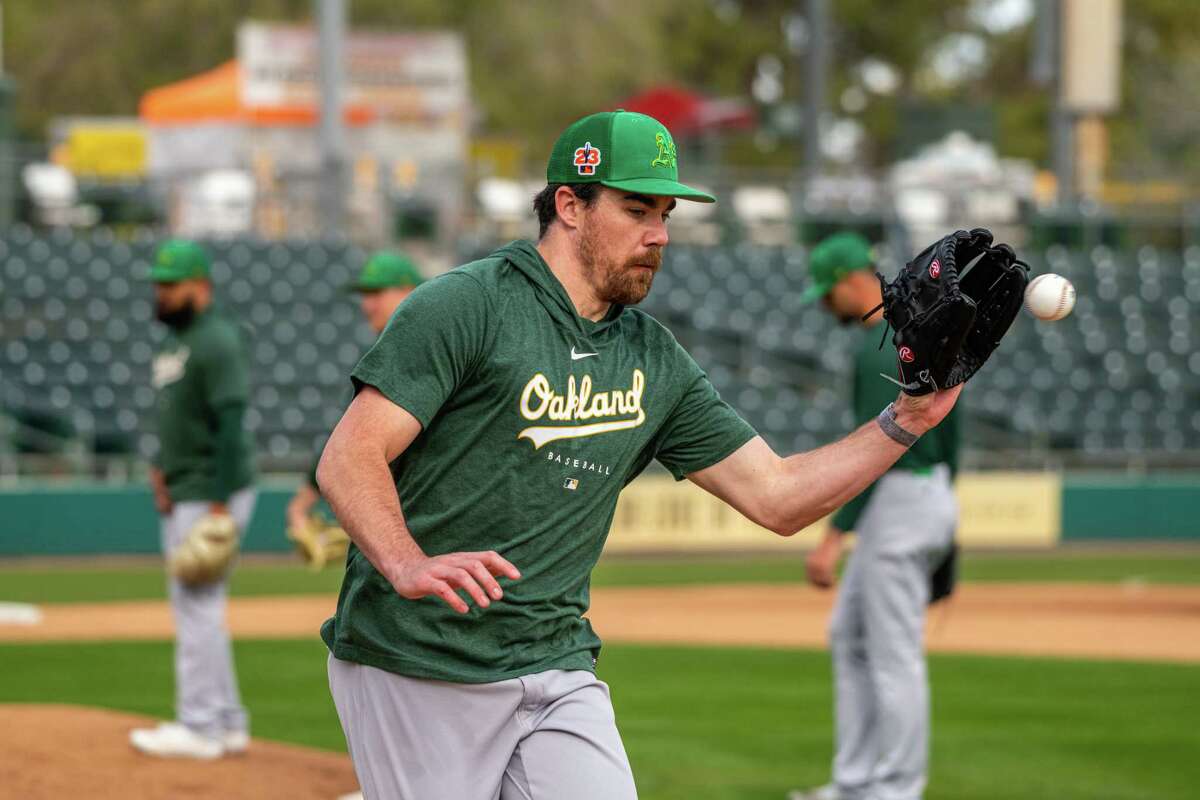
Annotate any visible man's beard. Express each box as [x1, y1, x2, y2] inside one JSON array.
[[578, 223, 662, 306], [155, 300, 196, 329]]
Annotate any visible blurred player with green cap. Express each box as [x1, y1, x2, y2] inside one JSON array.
[[316, 111, 962, 799], [285, 251, 425, 539], [789, 232, 960, 800], [798, 231, 879, 312], [131, 238, 258, 760], [346, 250, 427, 332]]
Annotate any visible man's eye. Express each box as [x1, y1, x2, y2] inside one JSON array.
[[629, 208, 646, 217]]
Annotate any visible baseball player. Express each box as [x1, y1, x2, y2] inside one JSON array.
[[789, 233, 960, 800], [130, 239, 258, 759], [316, 111, 963, 799], [286, 251, 425, 535]]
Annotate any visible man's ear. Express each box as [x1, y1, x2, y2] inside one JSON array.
[[851, 269, 878, 291], [554, 186, 585, 231], [193, 279, 214, 304]]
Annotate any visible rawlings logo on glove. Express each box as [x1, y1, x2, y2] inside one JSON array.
[[867, 228, 1029, 395]]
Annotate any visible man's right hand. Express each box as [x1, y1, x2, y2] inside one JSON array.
[[319, 389, 521, 614], [385, 551, 522, 614], [805, 528, 844, 590]]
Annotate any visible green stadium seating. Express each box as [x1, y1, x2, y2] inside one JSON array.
[[2, 230, 1198, 471]]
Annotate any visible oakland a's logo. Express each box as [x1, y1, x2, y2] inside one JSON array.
[[518, 369, 647, 449], [651, 132, 677, 169], [152, 346, 190, 389], [574, 142, 601, 176]]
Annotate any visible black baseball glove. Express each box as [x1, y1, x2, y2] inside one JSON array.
[[868, 228, 1029, 395], [929, 541, 959, 605]]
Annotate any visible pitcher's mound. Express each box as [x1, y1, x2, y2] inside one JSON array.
[[0, 704, 359, 799]]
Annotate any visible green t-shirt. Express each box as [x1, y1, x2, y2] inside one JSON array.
[[830, 324, 960, 531], [152, 307, 255, 502], [321, 241, 757, 683]]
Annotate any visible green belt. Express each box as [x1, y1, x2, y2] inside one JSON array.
[[910, 465, 935, 476]]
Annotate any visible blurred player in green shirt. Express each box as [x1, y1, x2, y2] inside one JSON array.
[[131, 239, 257, 760], [790, 233, 960, 800], [284, 251, 425, 533]]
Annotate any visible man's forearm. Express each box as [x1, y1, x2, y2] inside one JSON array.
[[287, 484, 321, 528], [315, 388, 521, 613], [767, 414, 912, 535], [149, 466, 171, 513], [316, 440, 424, 581], [689, 387, 959, 538], [212, 402, 249, 503]]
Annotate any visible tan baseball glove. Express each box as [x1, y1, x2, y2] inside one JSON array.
[[287, 514, 350, 571], [169, 513, 240, 585]]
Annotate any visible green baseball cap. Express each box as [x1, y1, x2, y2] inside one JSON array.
[[347, 251, 425, 292], [148, 239, 211, 283], [546, 110, 715, 203], [800, 232, 875, 304]]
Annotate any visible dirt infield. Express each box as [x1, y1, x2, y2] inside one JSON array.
[[0, 705, 358, 800], [3, 582, 1198, 663]]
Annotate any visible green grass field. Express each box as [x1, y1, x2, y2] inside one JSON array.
[[2, 550, 1199, 605], [0, 639, 1196, 800], [2, 551, 1198, 798]]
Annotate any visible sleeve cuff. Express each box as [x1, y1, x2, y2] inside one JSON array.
[[666, 428, 757, 482], [351, 374, 434, 430]]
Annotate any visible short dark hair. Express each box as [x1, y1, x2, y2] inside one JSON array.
[[533, 183, 601, 238]]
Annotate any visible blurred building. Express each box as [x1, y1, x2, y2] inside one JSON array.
[[138, 22, 469, 246], [891, 131, 1035, 248]]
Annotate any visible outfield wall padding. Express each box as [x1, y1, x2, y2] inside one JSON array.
[[1060, 474, 1200, 541], [0, 483, 294, 556], [2, 473, 1197, 557]]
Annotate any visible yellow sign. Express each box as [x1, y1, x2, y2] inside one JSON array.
[[65, 127, 147, 178], [605, 471, 1063, 553], [607, 476, 818, 553], [470, 138, 523, 179], [955, 472, 1062, 547]]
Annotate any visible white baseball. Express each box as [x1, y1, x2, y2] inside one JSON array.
[[1024, 273, 1076, 321]]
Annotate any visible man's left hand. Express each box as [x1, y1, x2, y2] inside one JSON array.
[[894, 384, 963, 437]]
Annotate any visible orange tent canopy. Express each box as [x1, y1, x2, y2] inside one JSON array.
[[139, 60, 373, 127]]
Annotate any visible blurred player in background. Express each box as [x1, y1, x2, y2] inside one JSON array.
[[789, 233, 960, 800], [285, 251, 425, 537], [130, 239, 258, 760]]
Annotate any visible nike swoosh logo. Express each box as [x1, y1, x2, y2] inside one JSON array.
[[570, 347, 599, 361]]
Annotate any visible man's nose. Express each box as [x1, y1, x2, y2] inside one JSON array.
[[644, 219, 669, 249]]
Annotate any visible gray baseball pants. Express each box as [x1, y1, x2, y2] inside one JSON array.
[[160, 488, 257, 738], [328, 655, 638, 800], [828, 466, 956, 800]]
